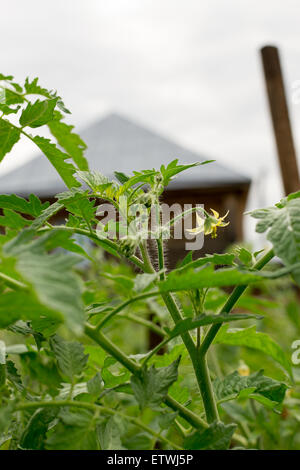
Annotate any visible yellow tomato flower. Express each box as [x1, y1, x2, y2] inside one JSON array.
[[186, 209, 229, 239], [238, 363, 250, 376]]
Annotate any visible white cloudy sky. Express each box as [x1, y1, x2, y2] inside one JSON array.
[[1, 0, 300, 234]]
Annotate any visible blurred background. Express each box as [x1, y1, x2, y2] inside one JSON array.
[[1, 0, 300, 246]]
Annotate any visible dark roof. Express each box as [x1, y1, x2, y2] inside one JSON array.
[[0, 113, 250, 197]]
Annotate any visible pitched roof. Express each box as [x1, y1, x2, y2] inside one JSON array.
[[0, 113, 250, 197]]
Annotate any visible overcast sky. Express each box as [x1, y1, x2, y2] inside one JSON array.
[[1, 0, 300, 235]]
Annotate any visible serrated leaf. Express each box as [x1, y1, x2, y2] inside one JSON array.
[[0, 209, 30, 230], [20, 408, 58, 450], [161, 159, 213, 186], [16, 250, 85, 334], [50, 335, 88, 381], [251, 194, 300, 283], [6, 360, 24, 393], [97, 417, 124, 450], [131, 357, 180, 410], [48, 113, 88, 170], [0, 119, 20, 162], [46, 408, 100, 450], [31, 201, 63, 230], [24, 77, 70, 113], [102, 357, 130, 388], [57, 188, 96, 223], [76, 170, 113, 193], [184, 421, 236, 450], [33, 136, 80, 189], [214, 325, 291, 376], [214, 369, 287, 405], [0, 194, 49, 217], [19, 98, 57, 128], [87, 372, 103, 396]]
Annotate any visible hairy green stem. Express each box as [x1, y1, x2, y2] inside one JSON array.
[[199, 248, 274, 357]]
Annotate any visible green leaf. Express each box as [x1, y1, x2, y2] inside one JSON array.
[[76, 170, 113, 193], [114, 171, 130, 184], [0, 103, 21, 115], [33, 136, 80, 189], [20, 408, 58, 450], [0, 291, 61, 328], [174, 253, 235, 273], [0, 209, 30, 230], [87, 372, 103, 396], [167, 313, 262, 339], [131, 357, 180, 410], [159, 263, 294, 293], [251, 194, 300, 283], [237, 247, 253, 266], [50, 335, 89, 381], [214, 325, 292, 376], [101, 357, 130, 388], [47, 408, 100, 450], [214, 369, 287, 406], [48, 113, 88, 170], [160, 159, 214, 186], [16, 251, 85, 334], [0, 194, 49, 217], [6, 360, 24, 393], [0, 403, 14, 434], [57, 188, 96, 223], [24, 77, 70, 113], [0, 119, 20, 162], [19, 98, 57, 128], [97, 417, 124, 450], [31, 201, 63, 230], [184, 421, 236, 450], [134, 272, 160, 292], [2, 88, 24, 105]]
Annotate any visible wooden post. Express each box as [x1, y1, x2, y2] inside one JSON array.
[[260, 45, 300, 195]]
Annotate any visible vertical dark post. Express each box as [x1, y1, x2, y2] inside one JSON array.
[[260, 45, 300, 195]]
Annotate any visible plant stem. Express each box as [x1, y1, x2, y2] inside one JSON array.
[[120, 313, 166, 337], [143, 227, 218, 422], [139, 239, 155, 273], [199, 248, 274, 357], [85, 324, 140, 373], [0, 272, 27, 290], [16, 399, 181, 450], [95, 290, 160, 331]]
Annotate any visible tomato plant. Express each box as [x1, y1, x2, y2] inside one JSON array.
[[0, 74, 300, 450]]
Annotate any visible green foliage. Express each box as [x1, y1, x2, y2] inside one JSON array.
[[1, 73, 300, 450], [214, 325, 291, 376], [184, 421, 236, 450], [0, 119, 20, 161], [131, 358, 180, 410], [214, 370, 287, 407], [251, 192, 300, 283]]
